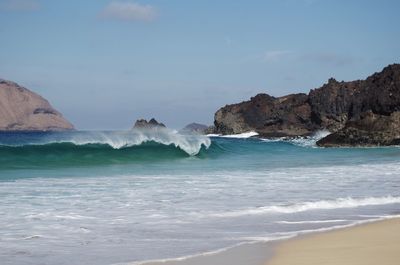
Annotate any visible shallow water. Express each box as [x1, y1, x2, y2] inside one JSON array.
[[0, 130, 399, 265]]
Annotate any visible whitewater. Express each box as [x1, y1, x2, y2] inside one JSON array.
[[0, 130, 399, 265]]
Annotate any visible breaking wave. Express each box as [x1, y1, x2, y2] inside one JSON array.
[[0, 128, 211, 156], [0, 129, 212, 169]]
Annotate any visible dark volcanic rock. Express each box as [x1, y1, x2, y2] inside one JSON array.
[[214, 93, 315, 137], [180, 123, 209, 134], [308, 78, 360, 131], [212, 63, 400, 146], [133, 118, 166, 129], [350, 64, 400, 118], [317, 64, 400, 146], [317, 111, 400, 147], [0, 79, 74, 131]]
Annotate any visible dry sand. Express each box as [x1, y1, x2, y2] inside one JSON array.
[[266, 218, 400, 265]]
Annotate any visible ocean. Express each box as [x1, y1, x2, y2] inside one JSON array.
[[1, 129, 399, 265]]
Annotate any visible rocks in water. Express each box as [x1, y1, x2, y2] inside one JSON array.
[[0, 79, 74, 131], [180, 123, 209, 134], [212, 63, 400, 146], [133, 118, 166, 129], [317, 64, 400, 146], [317, 111, 400, 147]]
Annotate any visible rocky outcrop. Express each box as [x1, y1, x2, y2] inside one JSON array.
[[133, 118, 166, 129], [213, 63, 400, 146], [316, 64, 400, 146], [308, 78, 360, 131], [180, 123, 209, 134], [214, 93, 316, 137], [0, 79, 74, 131], [317, 111, 400, 146]]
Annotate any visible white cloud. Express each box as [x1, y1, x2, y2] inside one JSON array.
[[100, 1, 157, 22], [263, 50, 293, 62], [0, 0, 40, 11]]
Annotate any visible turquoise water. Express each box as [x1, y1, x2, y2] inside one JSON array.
[[1, 130, 400, 265]]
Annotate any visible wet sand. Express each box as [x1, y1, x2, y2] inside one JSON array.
[[137, 241, 275, 265]]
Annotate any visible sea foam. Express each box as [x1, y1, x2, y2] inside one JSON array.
[[208, 131, 259, 138], [261, 130, 331, 147], [206, 196, 400, 218]]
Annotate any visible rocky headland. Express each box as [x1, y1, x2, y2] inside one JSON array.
[[212, 64, 400, 146], [0, 79, 74, 131]]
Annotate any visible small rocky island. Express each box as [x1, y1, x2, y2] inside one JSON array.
[[133, 118, 166, 129], [0, 79, 74, 131], [212, 64, 400, 147]]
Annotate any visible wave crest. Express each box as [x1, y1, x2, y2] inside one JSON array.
[[64, 129, 211, 155]]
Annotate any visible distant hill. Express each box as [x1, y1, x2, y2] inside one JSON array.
[[0, 79, 74, 131], [180, 123, 209, 134]]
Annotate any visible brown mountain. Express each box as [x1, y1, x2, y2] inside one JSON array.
[[0, 79, 74, 131]]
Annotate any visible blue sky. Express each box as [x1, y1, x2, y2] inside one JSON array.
[[0, 0, 399, 129]]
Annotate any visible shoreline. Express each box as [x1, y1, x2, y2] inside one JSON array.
[[130, 241, 276, 265], [129, 216, 399, 265]]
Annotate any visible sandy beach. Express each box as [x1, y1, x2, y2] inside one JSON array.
[[266, 218, 400, 265]]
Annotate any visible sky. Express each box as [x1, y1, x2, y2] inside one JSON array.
[[0, 0, 399, 130]]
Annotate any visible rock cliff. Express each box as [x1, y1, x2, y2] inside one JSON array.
[[212, 64, 400, 146], [316, 64, 400, 146], [0, 79, 74, 131]]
